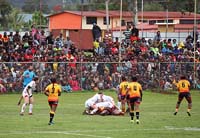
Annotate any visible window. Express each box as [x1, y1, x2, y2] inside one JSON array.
[[179, 19, 200, 24], [149, 20, 156, 25], [103, 17, 110, 25], [86, 17, 97, 24], [157, 20, 173, 23]]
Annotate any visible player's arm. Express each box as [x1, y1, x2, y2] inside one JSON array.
[[58, 91, 61, 96], [139, 84, 143, 99], [44, 89, 49, 96], [125, 87, 130, 99], [17, 96, 23, 106], [58, 85, 62, 96]]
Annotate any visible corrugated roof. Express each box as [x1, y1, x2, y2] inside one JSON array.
[[48, 10, 200, 19], [138, 11, 200, 19]]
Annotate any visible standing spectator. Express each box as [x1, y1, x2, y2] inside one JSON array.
[[8, 32, 13, 45], [174, 76, 192, 116], [28, 30, 34, 46], [13, 31, 21, 45], [22, 65, 36, 88], [127, 76, 143, 124], [130, 24, 139, 42], [92, 23, 102, 41], [2, 32, 9, 52], [46, 32, 54, 45], [153, 31, 161, 42], [64, 36, 73, 54], [44, 77, 62, 125]]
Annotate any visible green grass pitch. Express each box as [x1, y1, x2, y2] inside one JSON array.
[[0, 90, 200, 138]]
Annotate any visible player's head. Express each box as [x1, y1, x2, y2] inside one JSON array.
[[131, 76, 137, 82], [51, 77, 56, 83], [28, 65, 33, 71], [121, 76, 126, 81]]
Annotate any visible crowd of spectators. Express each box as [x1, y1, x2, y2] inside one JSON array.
[[0, 25, 200, 93]]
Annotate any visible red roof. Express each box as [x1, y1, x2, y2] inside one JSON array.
[[48, 10, 200, 19]]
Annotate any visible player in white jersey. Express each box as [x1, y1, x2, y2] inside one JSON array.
[[18, 77, 38, 116], [84, 92, 104, 114], [102, 95, 115, 105], [90, 101, 114, 115]]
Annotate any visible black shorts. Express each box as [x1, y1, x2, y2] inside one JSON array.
[[129, 97, 141, 104], [179, 92, 191, 99], [178, 92, 192, 103], [48, 101, 58, 105]]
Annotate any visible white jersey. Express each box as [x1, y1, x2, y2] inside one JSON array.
[[95, 101, 114, 109], [102, 95, 115, 105], [22, 81, 36, 98], [85, 93, 103, 108]]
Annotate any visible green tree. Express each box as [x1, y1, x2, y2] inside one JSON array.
[[32, 11, 47, 26], [0, 0, 12, 30], [144, 2, 164, 11], [7, 8, 25, 31]]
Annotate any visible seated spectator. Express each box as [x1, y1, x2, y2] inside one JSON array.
[[62, 81, 72, 92], [163, 79, 173, 91], [69, 75, 80, 91]]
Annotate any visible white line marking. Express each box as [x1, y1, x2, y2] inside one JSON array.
[[0, 127, 200, 137], [0, 131, 112, 138], [165, 126, 200, 131]]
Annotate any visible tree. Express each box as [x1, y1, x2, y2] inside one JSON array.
[[32, 11, 47, 26], [7, 8, 25, 31], [0, 0, 12, 30]]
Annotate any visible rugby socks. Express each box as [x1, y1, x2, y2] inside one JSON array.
[[21, 103, 27, 113], [29, 104, 33, 114], [136, 112, 140, 120], [130, 112, 134, 120], [49, 111, 55, 123]]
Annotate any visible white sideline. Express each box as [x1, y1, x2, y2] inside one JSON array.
[[0, 131, 112, 138], [165, 126, 200, 131], [0, 127, 200, 137]]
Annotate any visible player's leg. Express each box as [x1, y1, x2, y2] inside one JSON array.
[[29, 96, 34, 115], [134, 101, 140, 124], [174, 93, 183, 115], [185, 93, 192, 116], [129, 98, 134, 123], [121, 98, 126, 113], [20, 96, 29, 115], [48, 102, 58, 125]]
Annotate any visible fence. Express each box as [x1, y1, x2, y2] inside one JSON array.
[[0, 62, 199, 93]]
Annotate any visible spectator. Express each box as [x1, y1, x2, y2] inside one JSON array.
[[130, 24, 139, 43], [153, 31, 161, 42], [92, 23, 102, 41]]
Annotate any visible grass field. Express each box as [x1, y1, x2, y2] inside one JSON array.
[[0, 90, 200, 138]]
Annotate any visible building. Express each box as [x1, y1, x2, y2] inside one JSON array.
[[47, 10, 200, 49]]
